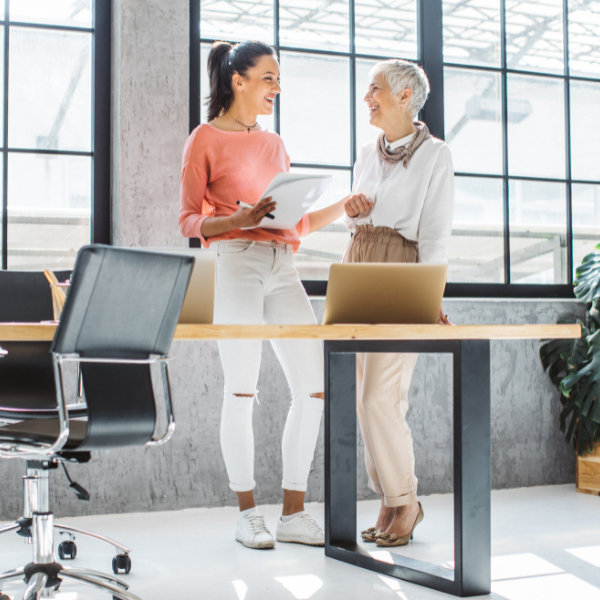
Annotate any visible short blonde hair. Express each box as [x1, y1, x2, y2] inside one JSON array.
[[370, 59, 430, 118]]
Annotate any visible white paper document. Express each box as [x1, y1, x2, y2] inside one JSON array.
[[243, 172, 333, 230]]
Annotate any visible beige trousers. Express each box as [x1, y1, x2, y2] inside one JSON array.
[[344, 225, 419, 507]]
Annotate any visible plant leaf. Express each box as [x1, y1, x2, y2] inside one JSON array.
[[540, 322, 589, 388], [561, 330, 600, 432], [574, 244, 600, 303]]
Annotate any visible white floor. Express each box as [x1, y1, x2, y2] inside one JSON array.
[[1, 485, 599, 600]]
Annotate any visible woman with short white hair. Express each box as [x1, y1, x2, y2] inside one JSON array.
[[342, 59, 455, 547]]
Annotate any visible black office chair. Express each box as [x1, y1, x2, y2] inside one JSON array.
[[0, 246, 193, 600], [0, 270, 128, 566]]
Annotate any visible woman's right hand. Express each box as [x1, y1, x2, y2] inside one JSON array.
[[230, 196, 277, 229], [345, 193, 373, 218]]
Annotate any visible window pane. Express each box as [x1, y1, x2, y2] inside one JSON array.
[[9, 27, 92, 152], [568, 0, 600, 77], [573, 184, 600, 273], [448, 176, 504, 283], [355, 59, 380, 152], [294, 167, 351, 280], [10, 0, 92, 28], [505, 0, 564, 74], [280, 52, 350, 166], [443, 0, 501, 68], [199, 0, 273, 45], [199, 42, 274, 130], [570, 80, 600, 182], [509, 179, 566, 284], [354, 0, 417, 59], [0, 26, 4, 143], [507, 74, 565, 179], [444, 67, 502, 175], [0, 156, 3, 267], [279, 0, 349, 53], [7, 153, 91, 270]]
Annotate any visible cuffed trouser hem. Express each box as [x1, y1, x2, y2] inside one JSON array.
[[229, 481, 256, 492], [384, 490, 418, 508], [282, 480, 308, 492]]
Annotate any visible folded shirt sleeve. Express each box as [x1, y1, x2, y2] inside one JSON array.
[[295, 213, 311, 238], [344, 143, 371, 232], [179, 158, 213, 246], [417, 146, 455, 265]]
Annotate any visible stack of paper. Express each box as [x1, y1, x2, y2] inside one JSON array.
[[244, 172, 333, 230]]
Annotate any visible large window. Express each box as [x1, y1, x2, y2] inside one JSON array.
[[0, 0, 110, 271], [192, 0, 600, 297], [445, 0, 600, 292]]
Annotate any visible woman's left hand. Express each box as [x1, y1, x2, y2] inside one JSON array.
[[438, 308, 452, 326]]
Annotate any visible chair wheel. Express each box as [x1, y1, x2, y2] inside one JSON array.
[[112, 554, 131, 574], [58, 540, 77, 560]]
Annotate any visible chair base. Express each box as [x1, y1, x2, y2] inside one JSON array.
[[0, 519, 132, 574], [0, 462, 133, 573], [0, 562, 141, 600], [0, 512, 140, 600]]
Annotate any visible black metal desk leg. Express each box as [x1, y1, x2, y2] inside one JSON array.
[[324, 349, 357, 548], [324, 339, 491, 597], [454, 340, 491, 596]]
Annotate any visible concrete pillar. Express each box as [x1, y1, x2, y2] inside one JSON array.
[[112, 0, 189, 248]]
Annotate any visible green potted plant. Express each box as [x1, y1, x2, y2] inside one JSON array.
[[540, 243, 600, 495]]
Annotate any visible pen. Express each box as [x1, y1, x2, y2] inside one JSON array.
[[236, 200, 275, 219]]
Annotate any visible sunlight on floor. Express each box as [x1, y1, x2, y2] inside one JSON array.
[[491, 553, 563, 581], [379, 575, 410, 600], [369, 550, 395, 564], [274, 574, 323, 599], [493, 574, 600, 600], [566, 545, 600, 568], [231, 580, 248, 600]]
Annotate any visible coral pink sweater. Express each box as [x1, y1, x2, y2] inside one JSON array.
[[179, 124, 309, 251]]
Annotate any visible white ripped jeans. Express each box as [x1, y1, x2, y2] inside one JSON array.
[[213, 239, 324, 492]]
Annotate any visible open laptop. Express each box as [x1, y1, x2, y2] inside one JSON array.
[[323, 263, 448, 325], [146, 248, 215, 324]]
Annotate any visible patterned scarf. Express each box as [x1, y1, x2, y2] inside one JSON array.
[[376, 121, 431, 168]]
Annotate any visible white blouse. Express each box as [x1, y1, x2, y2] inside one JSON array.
[[345, 132, 455, 265]]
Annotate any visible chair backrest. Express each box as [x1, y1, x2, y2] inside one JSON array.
[[0, 269, 71, 322], [51, 245, 193, 450], [0, 270, 70, 415], [0, 342, 57, 412]]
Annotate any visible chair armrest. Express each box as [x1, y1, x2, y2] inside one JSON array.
[[56, 353, 176, 448], [146, 361, 176, 447], [0, 353, 70, 460]]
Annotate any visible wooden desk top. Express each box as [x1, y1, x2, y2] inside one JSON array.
[[0, 322, 582, 342]]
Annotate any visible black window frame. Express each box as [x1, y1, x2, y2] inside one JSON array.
[[0, 0, 111, 271], [190, 0, 584, 299]]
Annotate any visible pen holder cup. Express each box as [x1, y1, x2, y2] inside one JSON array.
[[50, 282, 70, 322]]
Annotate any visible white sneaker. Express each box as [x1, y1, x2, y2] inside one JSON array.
[[276, 512, 324, 546], [235, 511, 275, 549]]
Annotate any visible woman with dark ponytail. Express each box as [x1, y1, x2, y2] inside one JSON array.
[[180, 40, 346, 550]]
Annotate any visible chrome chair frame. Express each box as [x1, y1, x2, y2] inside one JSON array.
[[0, 352, 176, 600]]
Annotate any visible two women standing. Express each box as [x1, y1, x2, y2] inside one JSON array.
[[179, 41, 454, 551]]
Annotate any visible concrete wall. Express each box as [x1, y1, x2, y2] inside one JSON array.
[[0, 298, 584, 520], [0, 0, 585, 520]]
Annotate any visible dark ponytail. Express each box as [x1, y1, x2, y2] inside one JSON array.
[[206, 40, 275, 122]]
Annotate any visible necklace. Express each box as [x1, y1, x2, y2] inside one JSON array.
[[232, 116, 257, 133]]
